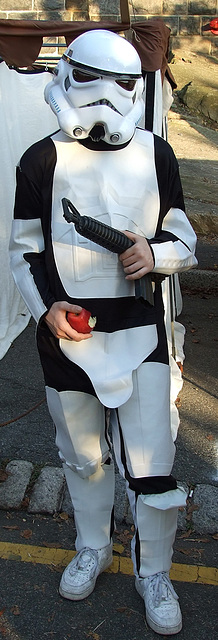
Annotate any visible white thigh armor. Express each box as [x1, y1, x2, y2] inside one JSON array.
[[46, 387, 110, 478], [112, 362, 175, 478], [47, 361, 175, 480]]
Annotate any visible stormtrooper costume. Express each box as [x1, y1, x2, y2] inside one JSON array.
[[10, 30, 197, 635]]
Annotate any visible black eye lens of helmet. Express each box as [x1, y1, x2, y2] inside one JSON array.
[[73, 69, 99, 83], [116, 79, 136, 91], [72, 69, 137, 89]]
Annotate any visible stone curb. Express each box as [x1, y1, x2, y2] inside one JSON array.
[[175, 85, 218, 125], [192, 485, 218, 534], [28, 466, 65, 514], [187, 210, 218, 237], [180, 269, 218, 293], [0, 460, 34, 509], [0, 460, 217, 535]]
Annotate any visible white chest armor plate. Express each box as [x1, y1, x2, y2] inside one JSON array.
[[51, 130, 159, 406], [51, 129, 159, 300]]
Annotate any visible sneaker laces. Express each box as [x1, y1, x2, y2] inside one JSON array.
[[147, 572, 179, 607], [70, 548, 98, 577]]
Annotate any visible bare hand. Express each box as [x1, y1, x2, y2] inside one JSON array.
[[119, 231, 154, 280], [44, 301, 92, 341]]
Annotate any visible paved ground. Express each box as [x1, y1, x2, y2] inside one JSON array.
[[0, 535, 217, 640], [168, 103, 218, 240], [169, 48, 218, 126], [167, 66, 218, 299]]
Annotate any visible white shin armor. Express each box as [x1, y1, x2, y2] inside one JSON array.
[[63, 461, 115, 550], [131, 487, 187, 578]]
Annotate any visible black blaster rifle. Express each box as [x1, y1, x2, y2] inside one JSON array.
[[62, 198, 154, 306]]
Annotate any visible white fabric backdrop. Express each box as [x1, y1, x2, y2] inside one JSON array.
[[0, 62, 57, 359]]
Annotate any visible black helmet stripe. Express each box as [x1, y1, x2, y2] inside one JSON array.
[[62, 55, 142, 80]]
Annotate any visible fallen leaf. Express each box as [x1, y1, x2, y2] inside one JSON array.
[[20, 529, 32, 539], [192, 338, 200, 343], [195, 538, 209, 543], [212, 533, 218, 540], [178, 547, 204, 558], [115, 606, 134, 617], [47, 612, 55, 623], [59, 512, 69, 520], [178, 530, 192, 538], [3, 525, 19, 530], [175, 397, 182, 407], [11, 605, 20, 616], [206, 434, 214, 441], [21, 497, 30, 508], [114, 529, 133, 545], [34, 584, 46, 593], [0, 609, 5, 617], [0, 470, 9, 482], [0, 626, 6, 634], [43, 541, 61, 548], [47, 564, 63, 573], [187, 503, 199, 514], [179, 537, 210, 543]]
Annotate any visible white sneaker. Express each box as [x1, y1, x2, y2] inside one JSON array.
[[135, 571, 182, 635], [59, 543, 113, 601]]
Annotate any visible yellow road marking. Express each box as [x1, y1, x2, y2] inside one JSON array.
[[0, 541, 217, 585]]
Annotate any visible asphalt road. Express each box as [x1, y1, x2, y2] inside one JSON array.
[[0, 508, 217, 640]]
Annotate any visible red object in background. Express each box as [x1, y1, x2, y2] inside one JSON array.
[[209, 18, 218, 34], [67, 308, 97, 333], [202, 18, 218, 34]]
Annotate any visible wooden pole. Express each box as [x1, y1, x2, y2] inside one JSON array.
[[120, 0, 130, 25]]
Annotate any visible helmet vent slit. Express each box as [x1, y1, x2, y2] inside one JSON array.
[[64, 76, 71, 91]]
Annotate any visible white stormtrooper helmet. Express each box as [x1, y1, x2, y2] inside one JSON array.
[[44, 29, 144, 144]]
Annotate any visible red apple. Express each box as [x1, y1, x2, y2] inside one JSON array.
[[67, 308, 97, 333]]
